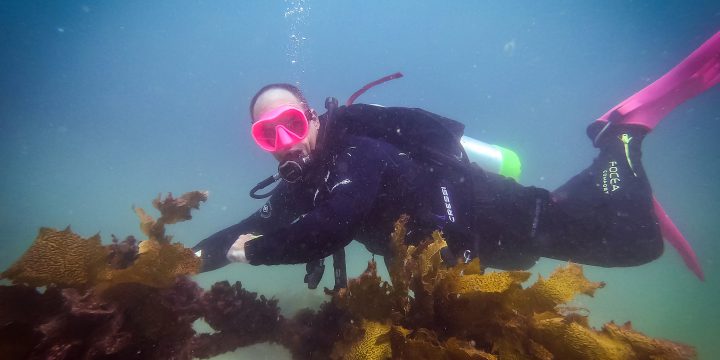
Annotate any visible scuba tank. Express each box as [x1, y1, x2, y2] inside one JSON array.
[[343, 72, 523, 181], [460, 136, 522, 181]]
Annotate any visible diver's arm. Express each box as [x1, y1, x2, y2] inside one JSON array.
[[192, 213, 267, 272], [243, 141, 385, 265], [192, 182, 303, 272]]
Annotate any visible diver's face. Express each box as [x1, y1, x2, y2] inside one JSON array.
[[252, 88, 319, 162]]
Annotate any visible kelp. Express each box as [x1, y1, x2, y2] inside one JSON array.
[[318, 216, 695, 359], [0, 198, 696, 359], [2, 192, 205, 290], [136, 191, 208, 243], [1, 227, 108, 288], [191, 280, 284, 358], [330, 319, 392, 360], [0, 191, 290, 359]]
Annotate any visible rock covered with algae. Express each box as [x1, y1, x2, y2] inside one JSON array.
[[0, 191, 287, 359], [0, 203, 697, 359]]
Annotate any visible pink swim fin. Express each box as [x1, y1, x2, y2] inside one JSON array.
[[596, 31, 720, 281], [653, 199, 704, 280], [598, 31, 720, 129]]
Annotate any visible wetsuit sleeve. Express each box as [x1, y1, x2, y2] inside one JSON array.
[[192, 182, 305, 272], [244, 143, 385, 265]]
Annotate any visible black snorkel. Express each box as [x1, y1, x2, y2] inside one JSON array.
[[249, 174, 280, 199]]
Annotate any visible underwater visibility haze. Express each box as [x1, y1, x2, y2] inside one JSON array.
[[1, 1, 720, 359]]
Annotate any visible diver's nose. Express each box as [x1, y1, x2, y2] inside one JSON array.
[[275, 125, 296, 150]]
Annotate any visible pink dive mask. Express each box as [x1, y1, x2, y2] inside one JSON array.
[[251, 105, 310, 152]]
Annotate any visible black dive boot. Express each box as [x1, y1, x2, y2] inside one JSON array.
[[542, 121, 662, 266], [585, 121, 651, 198]]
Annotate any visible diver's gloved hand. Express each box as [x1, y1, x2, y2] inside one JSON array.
[[226, 234, 262, 263]]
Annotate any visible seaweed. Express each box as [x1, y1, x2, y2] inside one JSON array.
[[191, 280, 284, 358], [277, 301, 349, 360], [0, 195, 696, 359], [316, 217, 696, 360], [1, 191, 206, 290]]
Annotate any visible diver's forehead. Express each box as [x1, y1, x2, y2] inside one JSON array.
[[252, 89, 302, 121]]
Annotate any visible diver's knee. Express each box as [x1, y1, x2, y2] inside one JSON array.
[[615, 234, 664, 266], [640, 234, 664, 263]]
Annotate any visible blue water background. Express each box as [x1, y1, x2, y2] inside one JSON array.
[[1, 1, 719, 358]]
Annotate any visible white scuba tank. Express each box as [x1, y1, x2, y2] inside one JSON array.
[[460, 136, 522, 180]]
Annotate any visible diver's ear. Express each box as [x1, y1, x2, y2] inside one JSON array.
[[309, 109, 320, 128]]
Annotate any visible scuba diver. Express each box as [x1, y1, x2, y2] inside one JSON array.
[[193, 31, 718, 287]]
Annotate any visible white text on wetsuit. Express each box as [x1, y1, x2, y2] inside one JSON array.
[[602, 161, 621, 194], [441, 186, 456, 222]]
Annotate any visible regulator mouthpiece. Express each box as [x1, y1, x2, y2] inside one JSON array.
[[278, 153, 311, 183]]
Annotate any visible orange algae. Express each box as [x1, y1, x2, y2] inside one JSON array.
[[322, 218, 697, 359], [446, 269, 531, 294], [334, 259, 396, 322], [1, 191, 206, 289], [98, 239, 201, 288], [531, 312, 634, 359], [603, 321, 697, 359], [138, 191, 209, 243], [389, 326, 497, 360], [527, 263, 605, 311], [331, 319, 392, 360], [1, 227, 108, 288]]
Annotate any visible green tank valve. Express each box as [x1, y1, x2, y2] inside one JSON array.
[[495, 145, 522, 181]]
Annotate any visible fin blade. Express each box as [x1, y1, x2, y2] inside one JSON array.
[[653, 197, 705, 281], [598, 31, 720, 130]]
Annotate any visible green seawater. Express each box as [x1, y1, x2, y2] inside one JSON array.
[[1, 1, 718, 358]]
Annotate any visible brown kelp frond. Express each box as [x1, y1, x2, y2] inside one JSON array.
[[330, 319, 392, 360], [527, 262, 606, 312], [154, 191, 208, 225], [1, 191, 205, 290], [191, 280, 284, 358], [136, 190, 209, 243], [1, 227, 108, 288], [99, 239, 201, 289], [334, 259, 398, 322]]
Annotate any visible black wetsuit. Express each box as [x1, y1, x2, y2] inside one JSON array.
[[193, 105, 663, 272]]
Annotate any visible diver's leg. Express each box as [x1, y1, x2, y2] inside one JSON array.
[[476, 32, 718, 271], [463, 165, 544, 270], [540, 124, 663, 266], [462, 138, 661, 269], [585, 31, 718, 279]]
